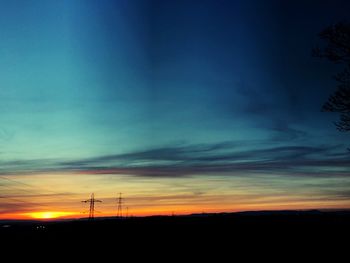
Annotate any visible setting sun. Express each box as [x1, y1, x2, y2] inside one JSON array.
[[27, 212, 76, 219]]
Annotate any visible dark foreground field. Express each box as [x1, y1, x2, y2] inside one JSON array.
[[1, 210, 350, 257]]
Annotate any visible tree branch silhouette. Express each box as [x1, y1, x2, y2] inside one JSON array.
[[314, 22, 350, 132]]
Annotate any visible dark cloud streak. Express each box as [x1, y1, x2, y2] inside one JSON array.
[[0, 142, 349, 178]]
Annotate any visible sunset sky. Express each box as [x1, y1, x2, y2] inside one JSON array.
[[1, 0, 350, 220]]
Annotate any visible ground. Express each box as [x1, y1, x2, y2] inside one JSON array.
[[1, 210, 349, 258]]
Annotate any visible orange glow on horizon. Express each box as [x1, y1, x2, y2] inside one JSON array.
[[26, 211, 77, 220], [2, 173, 350, 221], [1, 202, 350, 221]]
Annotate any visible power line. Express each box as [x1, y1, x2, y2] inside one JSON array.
[[0, 176, 35, 188], [0, 175, 68, 196], [0, 195, 52, 209], [0, 175, 73, 211]]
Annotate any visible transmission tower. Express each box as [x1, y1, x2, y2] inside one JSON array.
[[82, 193, 102, 219], [116, 193, 123, 218]]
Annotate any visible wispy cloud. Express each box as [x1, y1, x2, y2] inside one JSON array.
[[0, 142, 349, 178]]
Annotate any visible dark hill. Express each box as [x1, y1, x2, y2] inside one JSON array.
[[1, 210, 349, 257]]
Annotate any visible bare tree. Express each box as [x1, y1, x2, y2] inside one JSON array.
[[314, 22, 350, 131]]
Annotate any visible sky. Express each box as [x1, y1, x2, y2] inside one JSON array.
[[1, 0, 350, 219]]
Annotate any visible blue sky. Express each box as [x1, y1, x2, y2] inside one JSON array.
[[0, 0, 349, 218]]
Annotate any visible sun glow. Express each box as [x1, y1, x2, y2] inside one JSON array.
[[28, 211, 76, 219]]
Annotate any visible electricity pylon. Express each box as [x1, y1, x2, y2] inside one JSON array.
[[116, 193, 123, 218], [82, 193, 102, 219]]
